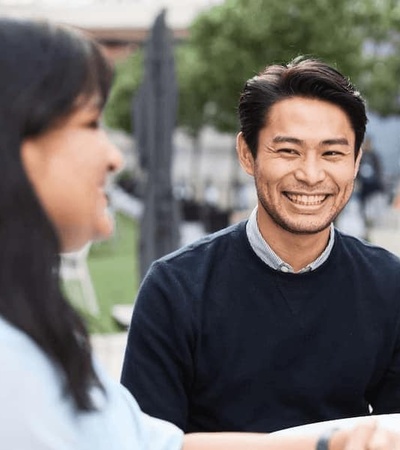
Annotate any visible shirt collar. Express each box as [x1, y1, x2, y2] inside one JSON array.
[[246, 206, 335, 273]]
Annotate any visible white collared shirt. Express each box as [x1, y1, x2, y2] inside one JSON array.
[[246, 207, 335, 273]]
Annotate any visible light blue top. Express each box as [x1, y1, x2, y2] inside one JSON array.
[[0, 315, 183, 450]]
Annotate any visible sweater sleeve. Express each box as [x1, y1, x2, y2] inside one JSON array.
[[121, 259, 196, 431]]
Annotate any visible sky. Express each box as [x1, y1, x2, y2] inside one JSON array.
[[0, 0, 223, 6], [0, 0, 225, 28]]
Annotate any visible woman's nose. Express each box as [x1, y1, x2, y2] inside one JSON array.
[[107, 138, 124, 173]]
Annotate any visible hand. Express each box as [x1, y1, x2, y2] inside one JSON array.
[[332, 419, 400, 450]]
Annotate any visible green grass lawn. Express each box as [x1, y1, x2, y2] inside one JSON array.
[[65, 213, 140, 334]]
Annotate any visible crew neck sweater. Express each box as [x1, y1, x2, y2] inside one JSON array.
[[121, 221, 400, 433]]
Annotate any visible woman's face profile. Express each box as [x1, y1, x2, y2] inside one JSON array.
[[21, 95, 123, 252]]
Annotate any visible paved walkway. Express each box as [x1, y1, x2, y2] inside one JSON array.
[[92, 332, 128, 381]]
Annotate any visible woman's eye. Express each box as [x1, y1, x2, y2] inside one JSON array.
[[88, 120, 100, 129]]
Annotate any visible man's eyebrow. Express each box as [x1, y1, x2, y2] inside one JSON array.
[[321, 138, 350, 146], [272, 136, 350, 146], [272, 136, 303, 145]]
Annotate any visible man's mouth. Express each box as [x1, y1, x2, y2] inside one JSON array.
[[284, 193, 328, 205]]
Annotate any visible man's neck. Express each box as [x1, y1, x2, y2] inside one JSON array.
[[256, 212, 332, 273]]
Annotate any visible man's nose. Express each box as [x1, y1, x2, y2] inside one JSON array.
[[294, 156, 326, 185]]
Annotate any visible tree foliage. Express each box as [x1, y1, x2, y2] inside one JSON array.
[[103, 50, 143, 134], [104, 0, 400, 134], [355, 0, 400, 116], [185, 0, 400, 132], [175, 44, 211, 138]]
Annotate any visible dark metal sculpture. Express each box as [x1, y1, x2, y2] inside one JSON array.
[[132, 9, 180, 279]]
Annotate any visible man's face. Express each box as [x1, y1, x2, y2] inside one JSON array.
[[237, 97, 362, 237]]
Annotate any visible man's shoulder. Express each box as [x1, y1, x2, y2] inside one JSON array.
[[140, 220, 250, 290], [335, 228, 400, 270], [158, 220, 247, 266]]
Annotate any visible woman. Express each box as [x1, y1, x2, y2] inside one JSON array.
[[0, 17, 397, 450]]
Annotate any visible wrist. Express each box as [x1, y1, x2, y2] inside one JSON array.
[[327, 428, 347, 450], [316, 428, 340, 450]]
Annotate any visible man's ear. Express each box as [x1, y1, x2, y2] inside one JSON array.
[[236, 132, 255, 176], [354, 147, 363, 179]]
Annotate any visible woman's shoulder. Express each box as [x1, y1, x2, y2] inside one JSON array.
[[0, 315, 183, 450], [0, 315, 54, 373], [0, 315, 81, 448]]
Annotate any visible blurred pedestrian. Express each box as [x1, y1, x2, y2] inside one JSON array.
[[357, 136, 385, 226]]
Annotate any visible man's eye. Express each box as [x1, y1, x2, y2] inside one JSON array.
[[324, 150, 343, 157], [278, 148, 298, 155]]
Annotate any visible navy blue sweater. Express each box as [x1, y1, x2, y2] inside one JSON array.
[[121, 221, 400, 433]]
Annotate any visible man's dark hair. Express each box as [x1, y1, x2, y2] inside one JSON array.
[[238, 56, 367, 158]]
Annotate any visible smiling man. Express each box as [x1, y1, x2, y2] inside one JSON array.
[[121, 57, 400, 434], [237, 95, 361, 272]]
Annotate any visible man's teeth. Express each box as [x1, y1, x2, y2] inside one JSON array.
[[286, 194, 326, 205]]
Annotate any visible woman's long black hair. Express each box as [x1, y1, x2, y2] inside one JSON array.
[[0, 18, 113, 411]]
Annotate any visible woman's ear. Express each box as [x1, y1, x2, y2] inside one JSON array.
[[21, 138, 37, 175], [236, 132, 255, 176], [20, 137, 45, 187]]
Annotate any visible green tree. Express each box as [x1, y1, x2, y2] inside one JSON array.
[[355, 0, 400, 115], [174, 44, 212, 193], [176, 45, 209, 138], [103, 43, 209, 194], [103, 50, 143, 133], [104, 44, 210, 136], [184, 0, 386, 133], [104, 0, 400, 134]]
